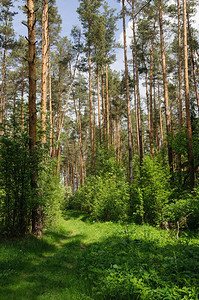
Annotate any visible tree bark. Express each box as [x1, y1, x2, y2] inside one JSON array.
[[187, 13, 199, 113], [177, 0, 184, 127], [158, 0, 173, 171], [183, 0, 194, 190], [105, 54, 110, 148], [88, 38, 95, 174], [149, 23, 156, 156], [27, 0, 42, 236], [97, 64, 101, 145], [41, 0, 48, 145], [132, 1, 143, 165], [101, 65, 106, 140], [122, 0, 133, 185], [158, 82, 164, 147], [0, 23, 8, 135]]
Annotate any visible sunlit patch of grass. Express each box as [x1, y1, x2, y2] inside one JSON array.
[[0, 210, 198, 299]]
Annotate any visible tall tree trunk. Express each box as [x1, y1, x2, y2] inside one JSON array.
[[122, 0, 133, 185], [41, 0, 48, 145], [132, 1, 143, 165], [153, 83, 159, 148], [187, 13, 199, 112], [56, 80, 62, 173], [21, 68, 25, 131], [48, 37, 53, 156], [133, 54, 139, 152], [158, 82, 164, 147], [177, 0, 183, 182], [72, 85, 85, 186], [177, 0, 184, 127], [158, 0, 173, 171], [0, 23, 8, 135], [145, 68, 151, 153], [27, 0, 42, 236], [88, 39, 95, 174], [105, 54, 110, 148], [149, 23, 156, 156], [183, 0, 194, 190], [101, 66, 106, 140], [97, 64, 101, 145]]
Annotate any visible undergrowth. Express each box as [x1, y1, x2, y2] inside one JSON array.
[[0, 210, 198, 299]]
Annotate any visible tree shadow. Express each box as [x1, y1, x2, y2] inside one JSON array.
[[64, 210, 93, 224], [0, 228, 88, 299], [1, 213, 198, 300], [75, 233, 199, 299]]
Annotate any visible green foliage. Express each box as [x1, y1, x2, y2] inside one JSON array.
[[0, 118, 66, 236], [162, 186, 199, 229], [132, 155, 172, 225], [0, 210, 199, 299], [38, 160, 66, 229], [0, 132, 33, 236], [68, 150, 130, 221], [77, 221, 199, 300]]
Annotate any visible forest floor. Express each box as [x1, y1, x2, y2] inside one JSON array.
[[0, 210, 199, 299]]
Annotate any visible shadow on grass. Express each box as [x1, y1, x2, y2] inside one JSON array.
[[1, 211, 199, 300], [64, 210, 93, 224], [76, 233, 199, 299], [0, 226, 89, 299]]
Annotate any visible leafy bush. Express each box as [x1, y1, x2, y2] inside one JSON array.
[[0, 133, 33, 236], [68, 155, 130, 221], [132, 155, 172, 225], [38, 160, 66, 229], [0, 131, 66, 236], [162, 187, 199, 229]]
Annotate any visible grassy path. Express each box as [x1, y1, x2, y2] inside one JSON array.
[[0, 211, 199, 299], [0, 211, 96, 299]]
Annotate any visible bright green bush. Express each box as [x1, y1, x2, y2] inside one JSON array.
[[38, 160, 66, 229], [68, 154, 130, 221], [0, 131, 66, 236], [162, 187, 199, 229], [133, 155, 172, 225]]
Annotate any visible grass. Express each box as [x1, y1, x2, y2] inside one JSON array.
[[0, 210, 199, 299]]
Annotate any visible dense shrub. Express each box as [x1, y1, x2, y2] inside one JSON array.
[[162, 187, 199, 229], [68, 155, 130, 221], [0, 133, 33, 236], [132, 155, 172, 225], [0, 131, 66, 236], [38, 160, 66, 229]]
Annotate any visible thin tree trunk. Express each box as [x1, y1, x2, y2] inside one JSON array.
[[158, 82, 164, 146], [21, 69, 25, 131], [183, 0, 194, 190], [0, 23, 8, 135], [101, 65, 106, 140], [132, 1, 143, 165], [27, 0, 42, 236], [41, 0, 48, 144], [122, 0, 133, 185], [97, 64, 101, 145], [48, 39, 53, 156], [88, 39, 95, 174], [149, 23, 156, 156], [105, 54, 110, 148], [177, 0, 184, 127], [133, 54, 139, 152], [187, 13, 199, 112], [72, 85, 85, 186], [159, 0, 173, 171], [153, 83, 159, 148]]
